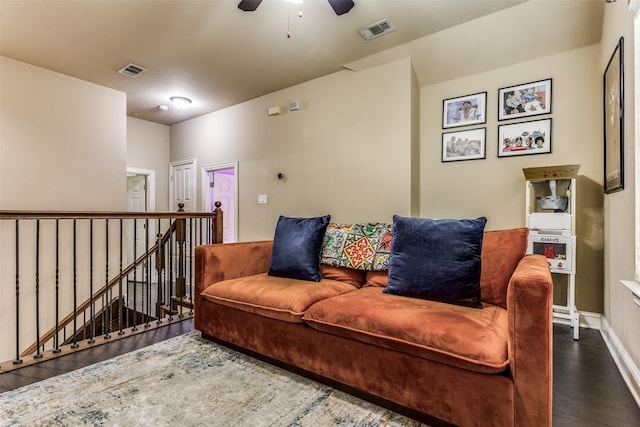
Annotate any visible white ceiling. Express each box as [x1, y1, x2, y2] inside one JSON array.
[[0, 0, 604, 126]]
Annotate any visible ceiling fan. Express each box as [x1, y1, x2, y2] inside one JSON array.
[[238, 0, 355, 16]]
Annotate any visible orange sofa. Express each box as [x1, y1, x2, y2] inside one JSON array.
[[194, 227, 552, 427]]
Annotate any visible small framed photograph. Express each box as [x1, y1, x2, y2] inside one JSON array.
[[442, 92, 487, 129], [498, 118, 551, 158], [442, 127, 486, 162], [603, 37, 624, 194], [498, 79, 551, 121]]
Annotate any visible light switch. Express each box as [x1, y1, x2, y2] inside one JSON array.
[[258, 194, 268, 204]]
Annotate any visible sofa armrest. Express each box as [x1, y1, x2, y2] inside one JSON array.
[[194, 241, 273, 322], [507, 254, 553, 427]]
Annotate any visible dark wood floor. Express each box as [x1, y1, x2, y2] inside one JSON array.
[[1, 322, 639, 426]]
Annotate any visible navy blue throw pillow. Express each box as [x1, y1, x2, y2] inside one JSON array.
[[384, 215, 486, 308], [268, 215, 331, 282]]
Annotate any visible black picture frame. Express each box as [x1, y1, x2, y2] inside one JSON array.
[[498, 78, 552, 121], [498, 118, 552, 158], [603, 37, 624, 194], [442, 128, 486, 162], [442, 92, 487, 129]]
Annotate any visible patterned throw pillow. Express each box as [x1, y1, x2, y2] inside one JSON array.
[[321, 223, 392, 271]]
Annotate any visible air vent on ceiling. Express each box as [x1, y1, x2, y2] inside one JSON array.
[[358, 19, 395, 41], [118, 63, 147, 78]]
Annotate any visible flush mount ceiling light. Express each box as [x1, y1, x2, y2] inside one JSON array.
[[170, 96, 192, 110]]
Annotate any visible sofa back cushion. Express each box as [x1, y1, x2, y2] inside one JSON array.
[[321, 223, 392, 271], [321, 265, 366, 287], [480, 227, 529, 308], [384, 216, 486, 309], [268, 215, 330, 282]]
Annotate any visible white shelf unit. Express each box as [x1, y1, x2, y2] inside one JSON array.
[[524, 165, 580, 340]]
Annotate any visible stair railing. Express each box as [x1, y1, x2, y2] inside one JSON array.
[[0, 202, 223, 371]]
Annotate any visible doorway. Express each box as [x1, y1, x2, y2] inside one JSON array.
[[202, 162, 238, 243]]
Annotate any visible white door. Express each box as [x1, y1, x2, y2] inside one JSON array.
[[126, 175, 147, 282], [169, 159, 197, 212], [169, 159, 197, 290], [211, 170, 235, 243]]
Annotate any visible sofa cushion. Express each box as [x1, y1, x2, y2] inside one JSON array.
[[480, 227, 529, 308], [201, 272, 358, 323], [321, 223, 392, 271], [384, 216, 486, 308], [364, 270, 388, 288], [303, 287, 509, 374], [321, 265, 366, 287], [268, 215, 330, 282]]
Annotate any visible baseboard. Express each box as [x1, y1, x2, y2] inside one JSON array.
[[600, 317, 640, 407], [552, 309, 602, 329]]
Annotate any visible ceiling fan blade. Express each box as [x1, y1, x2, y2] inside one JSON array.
[[327, 0, 355, 15], [238, 0, 263, 12]]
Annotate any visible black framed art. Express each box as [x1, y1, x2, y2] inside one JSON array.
[[603, 37, 624, 194]]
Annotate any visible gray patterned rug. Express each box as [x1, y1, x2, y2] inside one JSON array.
[[0, 332, 427, 426]]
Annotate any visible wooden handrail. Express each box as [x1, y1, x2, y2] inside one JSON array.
[[0, 211, 219, 220]]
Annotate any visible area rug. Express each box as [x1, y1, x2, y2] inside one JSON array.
[[0, 332, 427, 426]]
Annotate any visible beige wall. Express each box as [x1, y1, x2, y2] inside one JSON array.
[[421, 46, 604, 314], [0, 57, 127, 210], [601, 2, 638, 370], [171, 58, 416, 241], [127, 117, 171, 211]]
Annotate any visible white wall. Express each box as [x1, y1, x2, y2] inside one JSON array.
[[127, 117, 171, 211], [171, 58, 416, 241]]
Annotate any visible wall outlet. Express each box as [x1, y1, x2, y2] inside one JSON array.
[[258, 194, 268, 204]]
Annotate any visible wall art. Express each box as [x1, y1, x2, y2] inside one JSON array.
[[603, 37, 624, 194], [498, 118, 551, 158], [442, 92, 487, 129], [442, 127, 486, 162], [498, 79, 551, 121]]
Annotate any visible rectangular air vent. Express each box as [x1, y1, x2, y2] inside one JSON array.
[[358, 19, 395, 41], [118, 63, 147, 78]]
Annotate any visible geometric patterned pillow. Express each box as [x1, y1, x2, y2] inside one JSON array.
[[321, 223, 392, 271]]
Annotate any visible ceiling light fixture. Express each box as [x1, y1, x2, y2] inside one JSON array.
[[170, 96, 192, 109]]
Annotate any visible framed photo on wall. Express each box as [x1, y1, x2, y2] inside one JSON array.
[[498, 79, 552, 121], [603, 37, 624, 194], [442, 92, 487, 129], [498, 118, 551, 158], [442, 127, 486, 162]]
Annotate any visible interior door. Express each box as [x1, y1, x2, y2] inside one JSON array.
[[211, 170, 235, 243], [126, 175, 147, 282]]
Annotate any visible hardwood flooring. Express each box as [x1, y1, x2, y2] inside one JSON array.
[[1, 322, 638, 426]]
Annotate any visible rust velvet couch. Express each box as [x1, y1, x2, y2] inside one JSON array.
[[194, 227, 553, 427]]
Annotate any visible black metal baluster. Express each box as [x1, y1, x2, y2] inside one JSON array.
[[88, 219, 95, 344], [34, 220, 42, 358], [71, 219, 79, 348], [189, 217, 194, 315], [53, 220, 61, 353], [168, 222, 174, 321], [144, 218, 151, 328], [156, 218, 163, 324], [13, 220, 22, 365], [104, 219, 111, 339], [131, 218, 139, 331], [118, 219, 125, 336]]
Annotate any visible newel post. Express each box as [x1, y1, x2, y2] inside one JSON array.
[[212, 201, 223, 244]]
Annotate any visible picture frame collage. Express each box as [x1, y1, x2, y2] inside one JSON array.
[[441, 79, 552, 162]]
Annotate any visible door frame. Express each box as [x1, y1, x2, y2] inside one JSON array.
[[202, 161, 239, 242], [126, 167, 157, 283], [126, 167, 156, 212]]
